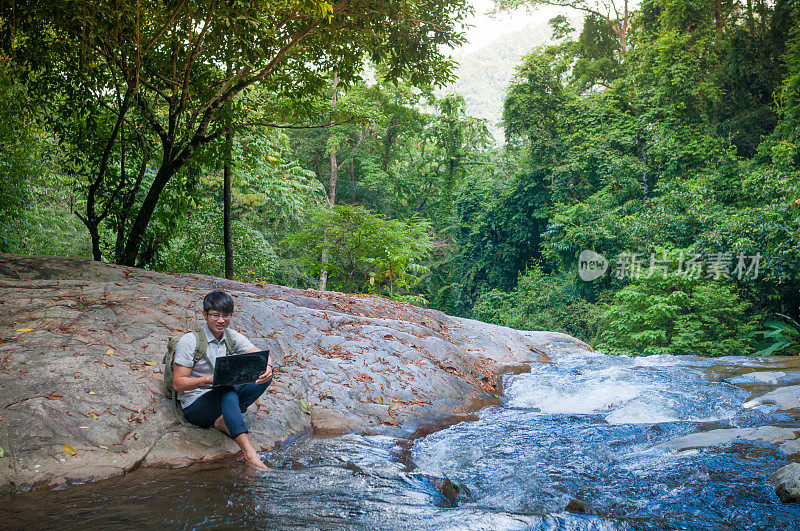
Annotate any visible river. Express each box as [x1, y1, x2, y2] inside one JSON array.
[[3, 348, 800, 529]]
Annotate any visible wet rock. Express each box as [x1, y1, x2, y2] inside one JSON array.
[[742, 371, 786, 384], [657, 426, 800, 453], [0, 253, 592, 493], [769, 462, 800, 503], [427, 476, 471, 506], [565, 498, 598, 515], [744, 386, 800, 411], [343, 461, 366, 476], [781, 439, 800, 456]]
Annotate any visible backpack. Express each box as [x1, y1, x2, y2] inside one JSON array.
[[163, 328, 235, 422]]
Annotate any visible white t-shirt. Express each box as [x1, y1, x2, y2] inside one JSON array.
[[173, 323, 256, 408]]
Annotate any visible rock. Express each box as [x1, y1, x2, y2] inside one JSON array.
[[769, 463, 800, 503], [656, 426, 800, 453], [742, 371, 786, 384], [0, 253, 593, 493], [310, 409, 362, 435], [743, 386, 800, 411], [780, 439, 800, 456], [565, 498, 598, 515], [421, 475, 472, 507]]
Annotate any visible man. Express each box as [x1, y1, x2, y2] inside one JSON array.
[[172, 291, 273, 470]]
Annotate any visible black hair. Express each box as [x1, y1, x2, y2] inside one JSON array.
[[203, 291, 234, 314]]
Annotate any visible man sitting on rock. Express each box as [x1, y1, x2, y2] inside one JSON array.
[[172, 291, 273, 470]]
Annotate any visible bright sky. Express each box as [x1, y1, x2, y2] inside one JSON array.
[[460, 0, 566, 54]]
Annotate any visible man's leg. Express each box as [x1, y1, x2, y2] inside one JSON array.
[[234, 381, 270, 412], [216, 388, 268, 470], [183, 391, 223, 428]]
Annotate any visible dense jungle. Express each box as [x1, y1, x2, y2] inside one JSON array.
[[2, 0, 799, 359]]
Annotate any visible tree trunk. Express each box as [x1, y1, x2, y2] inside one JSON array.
[[223, 126, 234, 280], [120, 159, 181, 266], [319, 251, 329, 291], [114, 133, 149, 264], [89, 226, 102, 261], [328, 146, 339, 204], [319, 71, 339, 291]]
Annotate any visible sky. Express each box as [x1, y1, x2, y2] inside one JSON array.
[[460, 0, 567, 54]]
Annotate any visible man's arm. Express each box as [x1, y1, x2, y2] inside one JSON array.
[[173, 364, 213, 391], [247, 346, 274, 384]]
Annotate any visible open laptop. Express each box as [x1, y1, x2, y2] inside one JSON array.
[[210, 350, 270, 388]]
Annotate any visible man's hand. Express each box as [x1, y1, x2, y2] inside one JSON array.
[[256, 364, 273, 385]]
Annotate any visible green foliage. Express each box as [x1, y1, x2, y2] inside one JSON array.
[[157, 203, 278, 282], [287, 204, 433, 296], [455, 0, 800, 358], [210, 129, 325, 232], [0, 78, 52, 228], [153, 128, 321, 283], [473, 266, 597, 340], [0, 76, 89, 256], [4, 0, 800, 361], [597, 273, 759, 356], [572, 15, 623, 91], [750, 317, 800, 356], [4, 0, 471, 265], [777, 1, 800, 147]]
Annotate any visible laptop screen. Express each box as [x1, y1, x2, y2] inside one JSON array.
[[211, 350, 270, 387]]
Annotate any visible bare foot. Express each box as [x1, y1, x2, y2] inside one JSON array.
[[213, 416, 230, 436], [243, 454, 270, 471]]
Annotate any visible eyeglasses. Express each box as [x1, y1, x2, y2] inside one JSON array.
[[206, 312, 232, 321]]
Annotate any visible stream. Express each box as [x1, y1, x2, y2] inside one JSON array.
[[3, 348, 800, 530]]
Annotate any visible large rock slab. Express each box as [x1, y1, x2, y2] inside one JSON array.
[[656, 426, 800, 455], [0, 254, 591, 494], [744, 385, 800, 411]]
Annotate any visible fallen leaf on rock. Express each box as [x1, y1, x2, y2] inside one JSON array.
[[89, 391, 96, 395], [98, 445, 108, 450], [44, 394, 63, 400], [144, 361, 157, 366], [105, 348, 114, 356], [62, 444, 77, 456], [0, 446, 4, 457], [16, 328, 34, 332]]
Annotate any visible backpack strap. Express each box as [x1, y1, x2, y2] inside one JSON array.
[[223, 329, 235, 356], [191, 328, 214, 368]]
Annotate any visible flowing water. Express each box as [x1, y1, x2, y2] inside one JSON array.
[[4, 349, 800, 530]]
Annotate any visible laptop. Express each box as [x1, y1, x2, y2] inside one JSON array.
[[210, 350, 270, 388]]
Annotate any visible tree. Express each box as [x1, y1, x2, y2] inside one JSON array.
[[288, 204, 433, 296], [154, 126, 324, 283], [4, 0, 470, 265], [597, 272, 759, 356]]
